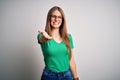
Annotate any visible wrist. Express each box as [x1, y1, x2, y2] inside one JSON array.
[[73, 77, 79, 80], [41, 31, 45, 34]]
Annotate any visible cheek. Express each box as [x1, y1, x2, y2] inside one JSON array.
[[60, 20, 62, 24], [50, 19, 53, 24], [60, 20, 62, 23], [50, 19, 54, 23]]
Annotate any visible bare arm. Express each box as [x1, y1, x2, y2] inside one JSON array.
[[38, 29, 52, 43], [70, 49, 79, 80]]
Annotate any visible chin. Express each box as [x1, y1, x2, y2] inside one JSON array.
[[52, 25, 61, 28], [52, 27, 60, 29]]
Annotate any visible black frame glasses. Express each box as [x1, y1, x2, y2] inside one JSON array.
[[51, 15, 62, 19]]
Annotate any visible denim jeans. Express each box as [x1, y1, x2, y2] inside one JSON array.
[[41, 68, 73, 80]]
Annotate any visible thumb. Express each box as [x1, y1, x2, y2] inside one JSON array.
[[47, 36, 53, 40], [38, 29, 44, 33]]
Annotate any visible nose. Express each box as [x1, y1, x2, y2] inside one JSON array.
[[55, 17, 59, 21]]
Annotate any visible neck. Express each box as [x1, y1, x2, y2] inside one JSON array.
[[51, 28, 60, 37]]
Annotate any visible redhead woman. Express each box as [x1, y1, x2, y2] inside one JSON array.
[[37, 6, 79, 80]]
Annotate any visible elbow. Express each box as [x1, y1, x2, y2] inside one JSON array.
[[70, 61, 76, 68]]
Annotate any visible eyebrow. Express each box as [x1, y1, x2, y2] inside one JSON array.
[[51, 14, 62, 16]]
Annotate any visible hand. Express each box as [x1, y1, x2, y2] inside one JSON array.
[[73, 77, 79, 80], [38, 29, 52, 40]]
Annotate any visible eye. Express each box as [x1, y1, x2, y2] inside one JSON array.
[[58, 16, 62, 19], [51, 15, 56, 18], [51, 15, 62, 19]]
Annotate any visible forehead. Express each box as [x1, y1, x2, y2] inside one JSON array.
[[52, 10, 62, 16]]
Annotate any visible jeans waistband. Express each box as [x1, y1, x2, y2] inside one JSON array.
[[43, 67, 71, 76]]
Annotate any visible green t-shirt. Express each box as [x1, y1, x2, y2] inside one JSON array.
[[37, 33, 74, 72]]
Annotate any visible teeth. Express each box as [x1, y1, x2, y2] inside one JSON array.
[[54, 22, 59, 25]]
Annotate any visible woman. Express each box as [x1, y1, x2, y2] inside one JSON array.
[[37, 6, 79, 80]]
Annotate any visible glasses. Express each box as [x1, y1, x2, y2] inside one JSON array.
[[51, 15, 62, 19]]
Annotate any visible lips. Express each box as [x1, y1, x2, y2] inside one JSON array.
[[53, 22, 59, 25]]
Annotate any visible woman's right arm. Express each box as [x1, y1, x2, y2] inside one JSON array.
[[38, 30, 52, 43]]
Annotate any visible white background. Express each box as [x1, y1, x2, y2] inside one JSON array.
[[0, 0, 120, 80]]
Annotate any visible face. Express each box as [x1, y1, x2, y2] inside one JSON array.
[[50, 10, 62, 29]]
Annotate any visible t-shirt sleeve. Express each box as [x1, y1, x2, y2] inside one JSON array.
[[68, 34, 74, 48], [37, 33, 42, 44]]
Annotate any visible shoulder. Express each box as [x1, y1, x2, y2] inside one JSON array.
[[68, 33, 71, 36], [68, 33, 72, 38], [68, 33, 74, 48]]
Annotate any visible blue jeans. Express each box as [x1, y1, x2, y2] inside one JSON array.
[[41, 68, 73, 80]]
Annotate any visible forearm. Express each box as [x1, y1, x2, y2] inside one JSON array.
[[38, 30, 52, 43], [38, 35, 47, 43], [70, 59, 78, 79], [70, 49, 79, 80]]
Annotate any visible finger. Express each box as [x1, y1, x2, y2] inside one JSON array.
[[47, 36, 52, 40], [38, 30, 42, 33], [38, 29, 44, 33]]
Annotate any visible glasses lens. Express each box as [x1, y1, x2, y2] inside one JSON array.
[[51, 15, 62, 19]]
